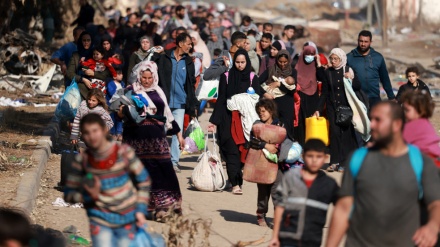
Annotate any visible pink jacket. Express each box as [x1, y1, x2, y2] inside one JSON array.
[[403, 118, 440, 157]]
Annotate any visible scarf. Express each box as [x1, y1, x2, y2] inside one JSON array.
[[295, 45, 317, 95], [101, 35, 115, 59], [132, 61, 175, 129], [247, 36, 259, 74], [190, 31, 211, 68], [268, 49, 293, 81], [329, 48, 354, 79], [207, 28, 225, 57], [226, 49, 253, 99], [76, 31, 93, 60], [134, 36, 153, 60]]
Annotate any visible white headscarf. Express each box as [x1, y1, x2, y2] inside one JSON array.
[[189, 31, 211, 68], [133, 61, 175, 129], [329, 48, 354, 79]]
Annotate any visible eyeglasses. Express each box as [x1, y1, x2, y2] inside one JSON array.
[[330, 57, 340, 61]]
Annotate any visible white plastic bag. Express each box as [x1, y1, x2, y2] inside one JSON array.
[[191, 134, 226, 192], [195, 76, 219, 101]]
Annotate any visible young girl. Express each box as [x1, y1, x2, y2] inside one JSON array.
[[250, 98, 285, 227], [80, 47, 117, 94], [71, 89, 114, 144], [401, 90, 440, 167]]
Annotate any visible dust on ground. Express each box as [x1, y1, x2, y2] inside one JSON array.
[[0, 106, 54, 207]]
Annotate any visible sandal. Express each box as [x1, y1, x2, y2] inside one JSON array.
[[232, 186, 243, 195], [257, 214, 268, 227]]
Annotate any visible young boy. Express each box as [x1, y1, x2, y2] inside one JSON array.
[[269, 139, 339, 247], [65, 113, 151, 246], [259, 33, 273, 57], [395, 66, 431, 103], [106, 65, 126, 141], [0, 208, 33, 247]]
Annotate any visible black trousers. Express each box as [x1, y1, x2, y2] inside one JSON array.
[[257, 170, 283, 214], [220, 137, 243, 187]]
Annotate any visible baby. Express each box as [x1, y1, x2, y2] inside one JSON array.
[[261, 76, 296, 98]]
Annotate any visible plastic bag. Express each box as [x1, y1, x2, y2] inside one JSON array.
[[55, 79, 81, 121], [184, 119, 205, 151], [183, 137, 199, 154], [129, 227, 165, 247], [286, 142, 303, 163], [195, 77, 219, 101]]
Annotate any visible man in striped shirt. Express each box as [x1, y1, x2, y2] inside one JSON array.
[[65, 113, 151, 247]]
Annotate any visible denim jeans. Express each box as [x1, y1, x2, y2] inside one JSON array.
[[110, 112, 123, 135], [89, 221, 136, 247], [171, 108, 185, 166]]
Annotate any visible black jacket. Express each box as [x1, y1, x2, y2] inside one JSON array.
[[153, 49, 198, 117], [71, 4, 95, 28], [396, 79, 431, 103], [274, 169, 339, 246]]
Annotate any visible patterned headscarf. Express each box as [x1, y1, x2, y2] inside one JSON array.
[[133, 61, 175, 128]]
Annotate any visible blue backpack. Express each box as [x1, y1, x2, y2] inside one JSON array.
[[349, 144, 424, 199]]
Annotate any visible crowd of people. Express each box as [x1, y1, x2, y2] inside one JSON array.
[[19, 1, 438, 246]]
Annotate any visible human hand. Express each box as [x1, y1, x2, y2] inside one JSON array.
[[265, 143, 278, 154], [85, 69, 95, 77], [61, 64, 67, 75], [313, 111, 320, 118], [413, 221, 439, 247], [178, 133, 185, 150], [71, 139, 78, 145], [154, 46, 164, 53], [83, 176, 101, 200], [263, 93, 275, 100], [268, 238, 280, 247], [344, 72, 351, 79], [315, 54, 321, 67], [135, 212, 147, 227], [117, 105, 125, 118], [83, 78, 92, 89], [222, 56, 230, 68], [269, 81, 281, 89], [207, 123, 216, 132]]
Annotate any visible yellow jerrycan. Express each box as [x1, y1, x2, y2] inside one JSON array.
[[305, 117, 329, 146]]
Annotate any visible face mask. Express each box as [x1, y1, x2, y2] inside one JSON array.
[[304, 55, 315, 64]]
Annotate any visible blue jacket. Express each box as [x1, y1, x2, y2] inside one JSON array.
[[347, 48, 395, 99]]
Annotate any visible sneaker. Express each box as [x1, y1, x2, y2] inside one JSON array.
[[257, 214, 268, 227], [173, 165, 181, 173]]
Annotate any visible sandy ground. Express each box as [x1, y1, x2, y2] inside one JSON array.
[[30, 109, 343, 247]]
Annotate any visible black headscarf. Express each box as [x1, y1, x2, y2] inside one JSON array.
[[100, 34, 114, 58], [226, 48, 253, 98], [76, 31, 94, 60]]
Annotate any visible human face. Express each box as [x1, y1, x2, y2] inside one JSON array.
[[260, 38, 271, 50], [258, 107, 273, 123], [284, 29, 294, 39], [329, 54, 341, 68], [154, 9, 162, 18], [407, 72, 419, 85], [93, 50, 103, 61], [236, 39, 246, 49], [270, 47, 279, 57], [403, 102, 421, 122], [81, 123, 108, 151], [102, 41, 111, 51], [129, 14, 138, 25], [244, 39, 251, 52], [303, 151, 326, 173], [277, 56, 289, 70], [87, 95, 99, 108], [177, 9, 185, 19], [234, 54, 247, 71], [358, 35, 372, 53], [140, 70, 154, 88], [141, 38, 151, 51], [369, 105, 399, 148], [114, 72, 123, 82], [263, 26, 273, 34], [210, 33, 218, 42], [179, 37, 193, 54], [82, 34, 92, 49]]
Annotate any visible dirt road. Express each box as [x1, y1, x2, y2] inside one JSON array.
[[31, 109, 343, 247]]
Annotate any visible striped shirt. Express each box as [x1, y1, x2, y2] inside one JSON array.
[[70, 100, 113, 140], [65, 143, 151, 227]]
